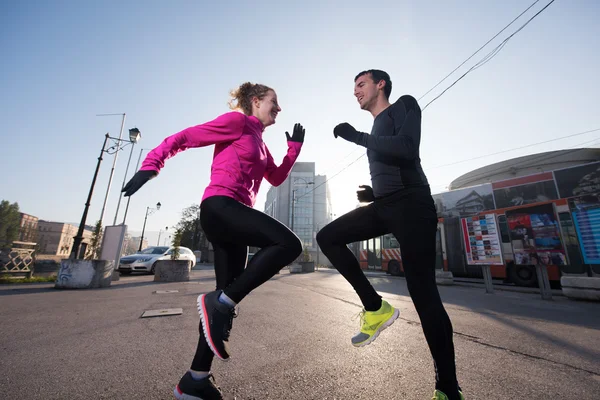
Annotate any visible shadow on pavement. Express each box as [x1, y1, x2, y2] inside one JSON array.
[[0, 285, 56, 296], [0, 275, 215, 296], [483, 311, 600, 368], [281, 269, 600, 331]]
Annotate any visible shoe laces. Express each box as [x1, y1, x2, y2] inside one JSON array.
[[222, 308, 236, 340], [352, 309, 366, 328]]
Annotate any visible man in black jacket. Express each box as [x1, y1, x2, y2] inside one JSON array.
[[317, 69, 464, 400]]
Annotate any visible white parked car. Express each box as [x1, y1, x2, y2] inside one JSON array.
[[118, 246, 196, 274]]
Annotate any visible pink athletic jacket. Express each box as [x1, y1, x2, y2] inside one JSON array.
[[139, 111, 302, 208]]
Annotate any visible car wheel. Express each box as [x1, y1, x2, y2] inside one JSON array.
[[150, 262, 157, 275], [188, 260, 193, 269]]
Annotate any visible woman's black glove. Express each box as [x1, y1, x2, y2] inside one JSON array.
[[121, 170, 157, 196], [285, 123, 305, 143]]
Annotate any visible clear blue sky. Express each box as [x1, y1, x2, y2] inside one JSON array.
[[1, 0, 599, 246]]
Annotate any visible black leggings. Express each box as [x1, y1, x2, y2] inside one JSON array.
[[316, 186, 460, 397], [191, 195, 302, 371]]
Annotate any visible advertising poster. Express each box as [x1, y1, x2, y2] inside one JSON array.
[[505, 203, 567, 266], [461, 214, 504, 265], [569, 195, 600, 264], [493, 179, 558, 209], [554, 161, 600, 199], [436, 183, 495, 218]]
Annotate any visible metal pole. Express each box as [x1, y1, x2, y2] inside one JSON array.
[[122, 148, 146, 225], [482, 265, 494, 293], [157, 227, 167, 246], [98, 113, 126, 226], [113, 138, 135, 225], [71, 133, 110, 259], [139, 206, 149, 251], [291, 189, 296, 232], [535, 264, 553, 300]]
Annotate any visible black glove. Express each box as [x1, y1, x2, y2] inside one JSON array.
[[121, 170, 157, 197], [333, 122, 362, 143], [357, 185, 375, 203], [285, 123, 305, 143]]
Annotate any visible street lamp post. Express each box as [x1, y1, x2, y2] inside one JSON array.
[[70, 128, 142, 260], [96, 113, 126, 227], [157, 226, 168, 246], [113, 127, 142, 225], [70, 133, 110, 259], [139, 202, 161, 251]]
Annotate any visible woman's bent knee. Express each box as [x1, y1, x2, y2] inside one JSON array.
[[280, 230, 302, 260]]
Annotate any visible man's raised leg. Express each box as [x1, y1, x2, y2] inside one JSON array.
[[317, 204, 399, 346]]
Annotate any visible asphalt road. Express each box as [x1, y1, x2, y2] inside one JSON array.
[[1, 267, 598, 399]]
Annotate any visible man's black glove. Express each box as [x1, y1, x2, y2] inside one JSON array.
[[357, 185, 375, 203], [285, 123, 305, 143], [333, 122, 362, 143], [121, 170, 157, 197]]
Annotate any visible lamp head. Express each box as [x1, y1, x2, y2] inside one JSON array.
[[128, 128, 141, 143]]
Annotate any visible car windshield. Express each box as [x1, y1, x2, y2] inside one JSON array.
[[138, 247, 169, 255]]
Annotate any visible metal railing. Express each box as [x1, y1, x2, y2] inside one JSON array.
[[0, 241, 37, 278]]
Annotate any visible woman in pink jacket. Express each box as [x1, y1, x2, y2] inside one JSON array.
[[122, 82, 305, 399]]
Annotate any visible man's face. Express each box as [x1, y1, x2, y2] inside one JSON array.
[[354, 73, 381, 110]]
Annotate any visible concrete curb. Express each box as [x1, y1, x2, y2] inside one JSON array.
[[561, 276, 600, 301], [436, 270, 455, 285], [317, 269, 565, 297]]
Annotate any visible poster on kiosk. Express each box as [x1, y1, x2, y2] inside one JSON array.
[[461, 214, 504, 266]]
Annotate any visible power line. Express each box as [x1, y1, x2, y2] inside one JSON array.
[[422, 0, 556, 111], [418, 0, 541, 101], [315, 147, 364, 177]]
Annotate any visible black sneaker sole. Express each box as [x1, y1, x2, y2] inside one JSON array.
[[197, 293, 229, 361]]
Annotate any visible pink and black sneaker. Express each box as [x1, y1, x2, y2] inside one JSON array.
[[197, 290, 236, 361]]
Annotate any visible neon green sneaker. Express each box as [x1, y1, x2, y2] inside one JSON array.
[[351, 299, 399, 347], [432, 390, 465, 400]]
